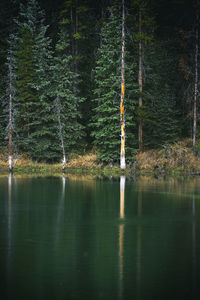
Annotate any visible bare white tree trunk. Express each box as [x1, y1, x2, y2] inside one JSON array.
[[8, 82, 12, 173], [55, 96, 66, 170], [120, 0, 126, 170], [7, 35, 17, 172]]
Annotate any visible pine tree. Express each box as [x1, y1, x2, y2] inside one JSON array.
[[143, 40, 181, 148], [52, 29, 85, 160], [0, 33, 18, 162], [15, 26, 35, 143], [0, 0, 20, 149], [178, 1, 200, 146], [59, 0, 89, 73], [7, 34, 18, 171], [91, 3, 137, 164], [130, 0, 154, 152], [27, 11, 60, 161], [59, 0, 96, 145], [15, 0, 60, 161]]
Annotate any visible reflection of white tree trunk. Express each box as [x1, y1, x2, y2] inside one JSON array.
[[7, 174, 12, 298], [119, 175, 125, 299], [55, 176, 66, 246], [120, 176, 125, 219], [8, 174, 12, 250]]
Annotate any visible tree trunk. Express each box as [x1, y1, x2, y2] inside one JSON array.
[[193, 19, 198, 146], [138, 8, 143, 152], [9, 82, 12, 173], [55, 96, 66, 171], [120, 0, 126, 170]]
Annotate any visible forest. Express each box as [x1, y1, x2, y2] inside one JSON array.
[[0, 0, 199, 171]]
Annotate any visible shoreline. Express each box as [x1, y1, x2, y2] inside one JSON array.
[[1, 164, 200, 178], [1, 139, 200, 177]]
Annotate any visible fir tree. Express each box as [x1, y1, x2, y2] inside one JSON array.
[[129, 0, 154, 152], [15, 0, 60, 161], [7, 34, 18, 171], [52, 29, 85, 159], [143, 41, 181, 148], [0, 0, 20, 149], [0, 33, 18, 155], [91, 3, 137, 164], [27, 10, 60, 161], [15, 26, 35, 143]]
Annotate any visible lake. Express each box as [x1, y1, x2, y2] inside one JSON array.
[[0, 175, 200, 300]]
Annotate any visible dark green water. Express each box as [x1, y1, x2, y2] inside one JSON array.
[[0, 175, 200, 300]]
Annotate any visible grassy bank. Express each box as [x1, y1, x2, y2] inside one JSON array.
[[0, 152, 126, 177], [136, 139, 200, 175], [1, 139, 200, 176]]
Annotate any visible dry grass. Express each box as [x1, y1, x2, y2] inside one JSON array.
[[1, 140, 200, 175], [136, 139, 200, 173], [65, 153, 100, 169], [0, 152, 101, 173]]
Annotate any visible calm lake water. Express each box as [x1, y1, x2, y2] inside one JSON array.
[[0, 175, 200, 300]]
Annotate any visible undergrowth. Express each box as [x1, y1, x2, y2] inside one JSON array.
[[1, 139, 200, 175], [136, 139, 200, 174]]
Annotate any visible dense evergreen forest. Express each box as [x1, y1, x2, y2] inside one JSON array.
[[0, 0, 199, 168]]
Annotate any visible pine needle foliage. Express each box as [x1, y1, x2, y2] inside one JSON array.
[[15, 0, 60, 161], [143, 41, 181, 148], [91, 4, 137, 163], [15, 27, 35, 143], [52, 29, 85, 156]]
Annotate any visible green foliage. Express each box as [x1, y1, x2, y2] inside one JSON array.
[[143, 41, 181, 148], [0, 124, 5, 146], [91, 4, 137, 163], [0, 0, 194, 165], [15, 27, 35, 140], [52, 29, 85, 155], [15, 0, 60, 162], [59, 18, 70, 25], [136, 105, 152, 123], [73, 32, 81, 39]]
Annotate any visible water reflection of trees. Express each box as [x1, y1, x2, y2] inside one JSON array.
[[136, 176, 200, 200], [55, 176, 66, 246], [3, 175, 200, 299], [192, 195, 196, 295], [119, 176, 143, 299], [7, 174, 13, 299], [136, 187, 142, 299], [119, 176, 125, 299]]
